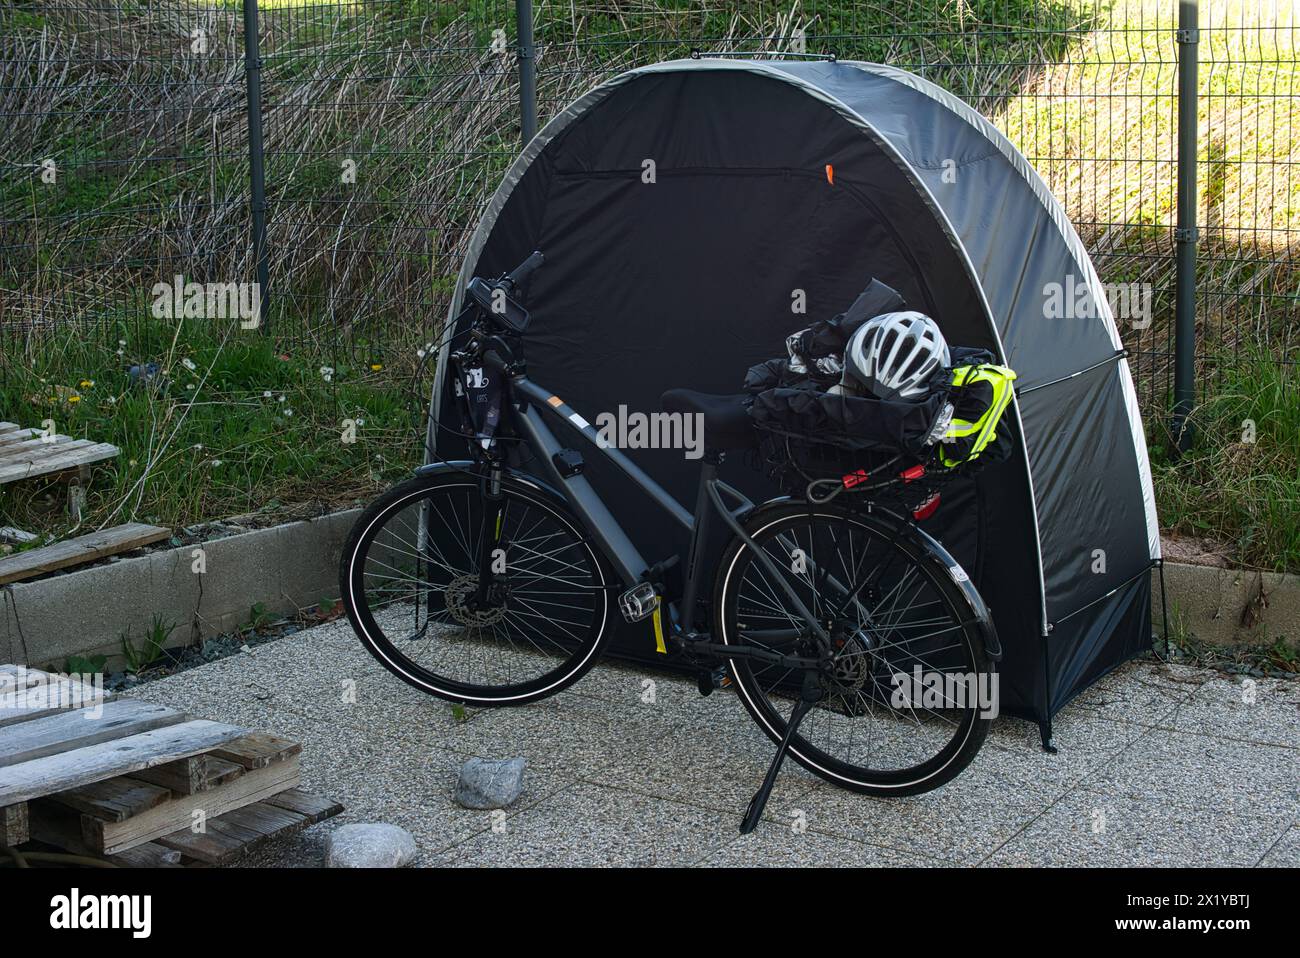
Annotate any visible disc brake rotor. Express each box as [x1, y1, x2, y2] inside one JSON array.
[[445, 574, 508, 628], [828, 632, 873, 693]]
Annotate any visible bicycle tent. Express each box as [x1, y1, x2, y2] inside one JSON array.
[[428, 58, 1161, 742]]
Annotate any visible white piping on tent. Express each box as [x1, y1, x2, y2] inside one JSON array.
[[846, 63, 1161, 564]]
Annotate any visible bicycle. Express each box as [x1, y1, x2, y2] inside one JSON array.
[[340, 251, 1002, 832]]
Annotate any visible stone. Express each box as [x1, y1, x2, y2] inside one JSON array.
[[454, 757, 526, 809], [324, 823, 417, 868]]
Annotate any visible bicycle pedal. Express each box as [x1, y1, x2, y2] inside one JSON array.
[[618, 582, 659, 623], [696, 666, 731, 697]]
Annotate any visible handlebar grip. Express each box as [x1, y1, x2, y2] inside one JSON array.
[[503, 250, 545, 290]]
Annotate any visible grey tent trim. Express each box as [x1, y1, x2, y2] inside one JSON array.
[[843, 63, 1160, 564]]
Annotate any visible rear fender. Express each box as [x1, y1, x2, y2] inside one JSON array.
[[905, 521, 1003, 661]]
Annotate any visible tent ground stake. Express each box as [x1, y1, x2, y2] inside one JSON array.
[[1038, 720, 1057, 754], [1157, 558, 1171, 659]]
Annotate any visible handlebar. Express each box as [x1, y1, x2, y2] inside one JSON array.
[[500, 250, 545, 293]]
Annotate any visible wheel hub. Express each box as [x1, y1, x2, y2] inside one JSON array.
[[445, 574, 508, 628], [827, 631, 872, 692]]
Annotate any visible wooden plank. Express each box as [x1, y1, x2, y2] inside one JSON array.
[[131, 738, 293, 795], [211, 731, 302, 770], [27, 802, 181, 866], [0, 668, 115, 728], [0, 426, 42, 444], [159, 788, 342, 866], [132, 754, 213, 795], [156, 816, 264, 865], [0, 441, 119, 484], [0, 422, 20, 434], [264, 787, 344, 820], [47, 777, 172, 822], [0, 699, 186, 769], [0, 439, 97, 474], [0, 719, 247, 806], [0, 436, 71, 455], [202, 757, 248, 790], [0, 523, 170, 585], [0, 803, 29, 847], [84, 756, 300, 855]]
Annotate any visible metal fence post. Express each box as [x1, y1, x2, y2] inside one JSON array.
[[244, 0, 270, 333], [516, 0, 537, 146], [1172, 0, 1199, 451]]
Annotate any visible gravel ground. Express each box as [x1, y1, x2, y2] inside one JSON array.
[[124, 619, 1300, 867]]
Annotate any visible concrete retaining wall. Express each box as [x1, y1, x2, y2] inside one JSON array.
[[1, 507, 1296, 668], [0, 510, 358, 669], [1155, 561, 1300, 650]]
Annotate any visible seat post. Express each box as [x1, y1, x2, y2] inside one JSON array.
[[679, 448, 724, 637]]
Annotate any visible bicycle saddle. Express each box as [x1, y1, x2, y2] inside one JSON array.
[[660, 389, 757, 450]]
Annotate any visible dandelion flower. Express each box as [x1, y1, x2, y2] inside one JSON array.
[[370, 363, 382, 371]]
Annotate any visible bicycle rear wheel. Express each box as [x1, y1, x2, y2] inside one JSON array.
[[714, 501, 993, 794], [341, 470, 612, 705]]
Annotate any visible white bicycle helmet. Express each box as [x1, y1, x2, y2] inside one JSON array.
[[841, 311, 950, 400]]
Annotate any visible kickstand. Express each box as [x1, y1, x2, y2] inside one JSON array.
[[739, 673, 822, 835]]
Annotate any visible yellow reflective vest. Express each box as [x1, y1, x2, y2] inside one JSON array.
[[941, 364, 1018, 467]]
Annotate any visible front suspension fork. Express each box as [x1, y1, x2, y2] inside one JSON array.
[[473, 463, 505, 607]]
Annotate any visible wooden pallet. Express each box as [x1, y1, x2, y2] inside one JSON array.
[[0, 522, 171, 585], [0, 666, 342, 866], [0, 422, 119, 485]]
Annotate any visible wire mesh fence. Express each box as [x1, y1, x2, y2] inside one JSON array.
[[1, 0, 1295, 424]]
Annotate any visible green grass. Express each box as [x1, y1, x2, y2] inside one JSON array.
[[2, 0, 1296, 573], [1150, 351, 1300, 572], [0, 317, 423, 539]]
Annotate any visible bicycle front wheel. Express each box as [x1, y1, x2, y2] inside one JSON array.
[[341, 470, 612, 705], [714, 501, 993, 795]]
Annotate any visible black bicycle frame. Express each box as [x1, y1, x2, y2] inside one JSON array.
[[474, 351, 830, 649]]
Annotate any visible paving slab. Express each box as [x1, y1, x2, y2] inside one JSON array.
[[439, 781, 733, 867], [984, 789, 1286, 868], [119, 624, 1300, 868], [700, 821, 939, 867], [1074, 728, 1299, 826], [1159, 674, 1300, 748], [1065, 660, 1208, 727], [1257, 828, 1300, 867]]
